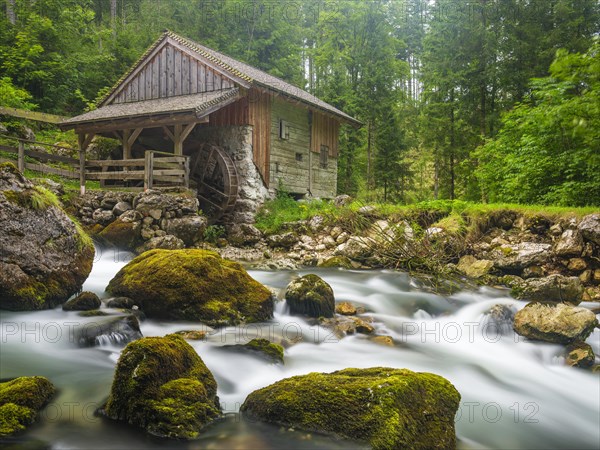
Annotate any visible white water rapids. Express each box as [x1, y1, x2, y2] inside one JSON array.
[[1, 247, 598, 449]]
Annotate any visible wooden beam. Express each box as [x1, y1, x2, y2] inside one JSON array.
[[162, 126, 175, 142], [78, 134, 86, 195], [0, 106, 67, 124], [123, 129, 132, 159], [173, 124, 183, 156], [180, 122, 196, 142], [71, 113, 207, 135], [128, 127, 143, 147]]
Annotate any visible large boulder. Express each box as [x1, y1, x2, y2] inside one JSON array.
[[0, 163, 94, 310], [106, 249, 273, 327], [227, 223, 263, 247], [513, 274, 583, 304], [97, 217, 142, 250], [241, 367, 461, 450], [578, 214, 600, 245], [0, 376, 56, 437], [513, 302, 598, 344], [103, 335, 220, 439], [285, 274, 335, 318]]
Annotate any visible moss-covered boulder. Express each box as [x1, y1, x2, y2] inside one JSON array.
[[0, 163, 94, 310], [62, 291, 101, 311], [103, 334, 220, 439], [106, 249, 273, 327], [285, 274, 335, 318], [565, 341, 595, 368], [513, 302, 598, 344], [0, 376, 55, 437], [97, 217, 141, 250], [221, 338, 284, 364], [241, 367, 460, 450]]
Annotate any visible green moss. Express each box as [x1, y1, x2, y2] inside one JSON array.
[[2, 185, 60, 210], [104, 334, 220, 439], [241, 367, 460, 450], [285, 274, 335, 318], [0, 376, 55, 437], [317, 256, 353, 269], [432, 212, 466, 235], [243, 338, 284, 364], [98, 218, 141, 250], [106, 249, 273, 327]]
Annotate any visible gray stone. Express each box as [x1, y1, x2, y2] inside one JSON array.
[[136, 235, 185, 253], [492, 242, 552, 271], [266, 232, 298, 249], [554, 229, 584, 256], [565, 341, 595, 368], [134, 190, 178, 216], [578, 214, 600, 245], [358, 205, 376, 216], [162, 216, 207, 246], [92, 208, 115, 225], [334, 236, 373, 260], [513, 302, 598, 344], [333, 194, 352, 207], [515, 274, 584, 304], [112, 201, 132, 217], [227, 223, 263, 246], [119, 209, 142, 223]]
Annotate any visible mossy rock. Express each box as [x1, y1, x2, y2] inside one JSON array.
[[221, 338, 284, 364], [285, 274, 335, 318], [62, 291, 101, 311], [97, 218, 141, 250], [241, 367, 460, 450], [106, 249, 273, 327], [0, 165, 94, 310], [317, 256, 353, 269], [103, 334, 220, 439], [0, 376, 55, 437]]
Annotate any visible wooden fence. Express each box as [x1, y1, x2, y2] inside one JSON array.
[[0, 137, 190, 191]]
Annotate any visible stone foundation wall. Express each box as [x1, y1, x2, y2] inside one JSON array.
[[192, 125, 271, 223]]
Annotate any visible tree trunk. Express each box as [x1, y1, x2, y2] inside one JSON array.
[[6, 0, 15, 25]]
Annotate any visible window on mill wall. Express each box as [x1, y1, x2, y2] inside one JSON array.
[[320, 145, 328, 169]]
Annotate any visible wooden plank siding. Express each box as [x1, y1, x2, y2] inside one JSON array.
[[112, 43, 236, 104], [269, 96, 311, 194], [311, 112, 339, 157]]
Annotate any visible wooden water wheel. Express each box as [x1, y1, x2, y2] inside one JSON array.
[[190, 143, 239, 223]]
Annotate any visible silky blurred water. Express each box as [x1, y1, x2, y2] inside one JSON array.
[[1, 247, 598, 449]]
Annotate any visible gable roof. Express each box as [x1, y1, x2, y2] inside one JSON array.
[[99, 30, 360, 126], [62, 88, 240, 127]]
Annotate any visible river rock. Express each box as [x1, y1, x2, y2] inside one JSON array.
[[97, 217, 142, 250], [0, 376, 56, 437], [285, 274, 335, 318], [334, 236, 373, 260], [227, 223, 263, 246], [241, 367, 461, 450], [135, 235, 184, 253], [513, 274, 583, 304], [106, 249, 273, 327], [0, 163, 94, 310], [513, 302, 598, 344], [219, 338, 284, 364], [102, 334, 220, 439], [266, 232, 298, 249], [63, 291, 101, 311], [565, 341, 595, 368], [317, 255, 353, 269], [457, 255, 494, 278], [112, 201, 132, 216], [74, 314, 142, 347], [161, 216, 207, 246], [335, 301, 357, 315], [106, 297, 137, 309], [492, 242, 552, 271], [578, 214, 600, 245], [134, 190, 178, 217], [333, 194, 352, 207], [554, 229, 584, 256]]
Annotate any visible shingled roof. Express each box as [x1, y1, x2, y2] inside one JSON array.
[[98, 30, 360, 125]]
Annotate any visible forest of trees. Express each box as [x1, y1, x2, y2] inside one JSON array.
[[1, 0, 599, 206]]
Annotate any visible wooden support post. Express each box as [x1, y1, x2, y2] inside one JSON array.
[[183, 156, 190, 189], [77, 132, 95, 196], [123, 129, 132, 159], [173, 124, 183, 155], [144, 151, 154, 191], [17, 141, 25, 172]]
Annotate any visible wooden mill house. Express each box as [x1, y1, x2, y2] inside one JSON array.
[[60, 30, 360, 222]]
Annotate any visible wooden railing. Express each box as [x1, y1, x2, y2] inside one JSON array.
[[86, 150, 190, 191], [0, 137, 190, 192], [0, 136, 80, 178]]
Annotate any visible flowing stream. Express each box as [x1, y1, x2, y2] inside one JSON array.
[[1, 247, 599, 449]]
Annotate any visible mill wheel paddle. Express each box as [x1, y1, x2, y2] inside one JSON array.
[[190, 143, 239, 223]]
